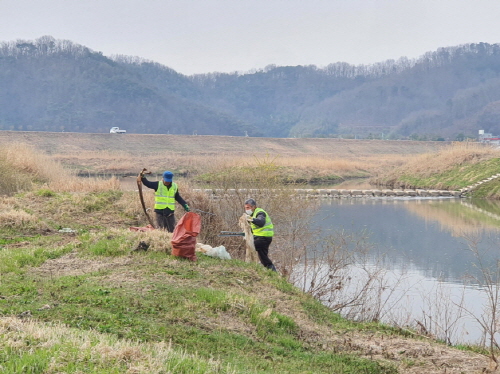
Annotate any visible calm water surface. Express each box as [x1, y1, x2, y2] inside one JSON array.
[[312, 198, 500, 345]]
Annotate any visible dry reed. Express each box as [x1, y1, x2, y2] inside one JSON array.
[[0, 142, 121, 194], [1, 142, 68, 184], [389, 142, 500, 178], [0, 196, 46, 228], [0, 207, 39, 227], [49, 176, 121, 193], [52, 148, 419, 179]]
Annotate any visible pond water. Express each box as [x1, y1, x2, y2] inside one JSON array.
[[311, 198, 500, 345]]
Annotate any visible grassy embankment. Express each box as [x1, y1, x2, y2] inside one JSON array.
[[0, 131, 447, 185], [0, 140, 492, 373], [375, 142, 500, 198], [0, 143, 404, 374], [0, 233, 398, 373]]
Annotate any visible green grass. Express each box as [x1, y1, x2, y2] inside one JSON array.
[[0, 233, 39, 246], [35, 188, 56, 197], [395, 158, 500, 190], [79, 233, 131, 257], [470, 178, 500, 199], [0, 320, 238, 374], [0, 237, 75, 274], [0, 235, 398, 374], [81, 190, 123, 213]]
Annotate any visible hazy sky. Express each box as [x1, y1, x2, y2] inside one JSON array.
[[2, 0, 500, 75]]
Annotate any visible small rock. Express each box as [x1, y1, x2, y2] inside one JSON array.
[[18, 310, 32, 318], [134, 241, 149, 251]]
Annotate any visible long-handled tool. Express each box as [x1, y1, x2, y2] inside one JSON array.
[[193, 208, 216, 216], [219, 231, 245, 237], [137, 168, 156, 228]]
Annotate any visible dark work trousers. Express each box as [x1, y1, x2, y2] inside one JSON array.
[[254, 236, 276, 271], [156, 210, 176, 233]]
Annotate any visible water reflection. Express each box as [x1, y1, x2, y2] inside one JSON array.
[[406, 199, 500, 236], [311, 198, 500, 344], [315, 198, 500, 282]]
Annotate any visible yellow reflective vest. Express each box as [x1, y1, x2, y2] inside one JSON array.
[[154, 182, 178, 210], [250, 208, 274, 237]]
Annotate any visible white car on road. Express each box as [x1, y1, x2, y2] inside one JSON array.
[[110, 127, 126, 134]]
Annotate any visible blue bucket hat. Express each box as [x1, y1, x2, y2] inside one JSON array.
[[163, 171, 173, 182]]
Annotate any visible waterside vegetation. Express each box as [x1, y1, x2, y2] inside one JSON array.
[[375, 142, 500, 198]]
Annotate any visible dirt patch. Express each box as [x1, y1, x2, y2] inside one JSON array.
[[29, 251, 136, 278], [341, 332, 491, 374]]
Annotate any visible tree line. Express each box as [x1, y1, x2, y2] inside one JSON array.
[[2, 36, 500, 139]]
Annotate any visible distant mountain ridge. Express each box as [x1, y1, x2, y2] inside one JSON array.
[[0, 36, 246, 136], [2, 36, 500, 139]]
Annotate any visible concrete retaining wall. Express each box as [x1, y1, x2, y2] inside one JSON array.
[[192, 171, 500, 199], [192, 188, 462, 198]]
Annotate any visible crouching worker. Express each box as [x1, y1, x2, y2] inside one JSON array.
[[141, 170, 190, 232], [244, 198, 277, 272]]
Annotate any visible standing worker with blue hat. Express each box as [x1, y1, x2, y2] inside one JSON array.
[[140, 170, 190, 232]]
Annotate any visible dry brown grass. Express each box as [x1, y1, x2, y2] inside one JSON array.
[[131, 229, 173, 253], [1, 142, 68, 185], [50, 176, 121, 193], [0, 207, 39, 227], [0, 316, 233, 374], [1, 142, 121, 194], [389, 142, 500, 178], [56, 151, 416, 180], [0, 196, 47, 228], [275, 153, 415, 177], [0, 131, 447, 181], [86, 228, 173, 254]]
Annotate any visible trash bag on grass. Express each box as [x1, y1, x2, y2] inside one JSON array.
[[205, 245, 231, 260], [171, 212, 201, 261], [196, 243, 231, 260]]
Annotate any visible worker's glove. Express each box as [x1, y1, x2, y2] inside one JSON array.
[[184, 204, 190, 212], [246, 215, 253, 223]]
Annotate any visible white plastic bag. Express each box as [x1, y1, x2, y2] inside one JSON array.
[[205, 245, 231, 260]]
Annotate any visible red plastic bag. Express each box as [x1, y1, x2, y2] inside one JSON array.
[[171, 212, 201, 261]]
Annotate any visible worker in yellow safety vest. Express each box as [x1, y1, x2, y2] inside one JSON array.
[[244, 198, 277, 272], [141, 171, 190, 232]]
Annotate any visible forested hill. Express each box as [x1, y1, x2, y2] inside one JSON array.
[[0, 37, 246, 136], [2, 36, 500, 139]]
